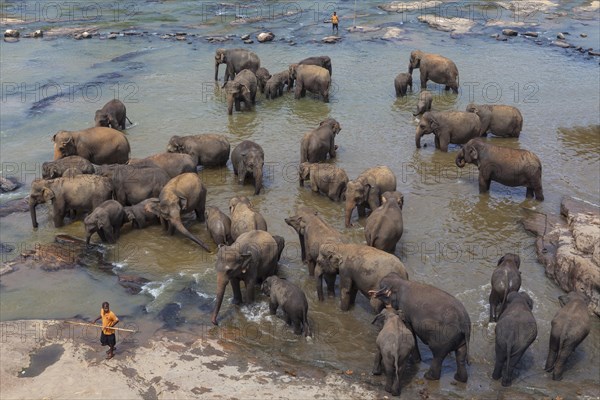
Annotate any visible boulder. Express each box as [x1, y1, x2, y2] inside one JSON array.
[[257, 32, 275, 42], [0, 176, 21, 192], [322, 36, 342, 44], [381, 27, 404, 40], [418, 15, 475, 35], [4, 29, 19, 38], [502, 29, 519, 36]]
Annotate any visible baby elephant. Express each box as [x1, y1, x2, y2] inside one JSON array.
[[231, 140, 265, 195], [298, 162, 348, 202], [413, 90, 433, 116], [364, 191, 404, 253], [545, 291, 591, 380], [394, 72, 412, 97], [94, 99, 131, 130], [489, 253, 521, 322], [123, 198, 159, 229], [84, 200, 126, 244], [205, 206, 233, 246], [261, 276, 311, 337], [372, 307, 414, 397]]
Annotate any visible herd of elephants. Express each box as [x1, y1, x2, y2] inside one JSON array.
[[29, 47, 591, 396]]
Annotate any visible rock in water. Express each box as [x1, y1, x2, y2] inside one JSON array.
[[257, 32, 275, 42]]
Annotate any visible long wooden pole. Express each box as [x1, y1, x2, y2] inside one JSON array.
[[64, 321, 138, 333]]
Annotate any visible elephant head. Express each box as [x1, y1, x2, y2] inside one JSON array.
[[371, 307, 406, 329], [455, 138, 483, 168], [498, 253, 520, 269], [166, 135, 185, 153], [298, 162, 312, 186], [465, 103, 479, 114], [41, 162, 59, 179], [236, 150, 263, 195], [381, 191, 404, 209], [84, 209, 113, 244], [408, 50, 424, 74], [261, 275, 276, 297], [368, 272, 406, 309], [320, 118, 342, 135], [415, 112, 437, 148], [229, 195, 252, 214], [558, 291, 588, 307], [288, 63, 299, 81], [224, 81, 250, 115], [506, 291, 534, 310], [344, 177, 371, 227], [29, 179, 54, 228], [94, 109, 110, 127], [215, 48, 227, 80], [315, 243, 343, 300], [52, 131, 77, 160]]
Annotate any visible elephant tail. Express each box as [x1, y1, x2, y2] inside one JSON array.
[[126, 116, 133, 124], [303, 308, 311, 338]]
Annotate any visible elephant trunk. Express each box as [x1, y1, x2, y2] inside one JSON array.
[[169, 216, 211, 251], [344, 201, 355, 227], [408, 62, 414, 75], [211, 273, 228, 325], [315, 264, 324, 301], [456, 150, 466, 168], [29, 200, 39, 228], [215, 61, 220, 81], [254, 166, 263, 195], [227, 95, 234, 115], [415, 129, 424, 149]]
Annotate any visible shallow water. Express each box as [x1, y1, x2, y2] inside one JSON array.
[[1, 0, 599, 397]]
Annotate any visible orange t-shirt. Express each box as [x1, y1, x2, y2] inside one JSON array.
[[331, 15, 339, 24], [101, 309, 119, 335]]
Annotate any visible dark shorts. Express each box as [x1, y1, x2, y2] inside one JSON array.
[[100, 333, 116, 347]]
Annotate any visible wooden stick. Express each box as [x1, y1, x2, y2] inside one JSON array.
[[64, 321, 138, 333]]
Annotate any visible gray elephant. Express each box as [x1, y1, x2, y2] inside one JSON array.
[[144, 172, 210, 250], [264, 71, 290, 99], [214, 48, 261, 82], [493, 292, 537, 387], [413, 90, 433, 116], [94, 99, 131, 130], [205, 206, 233, 246], [211, 230, 283, 325], [231, 140, 264, 195], [261, 276, 311, 337], [371, 272, 471, 382], [466, 103, 523, 138], [315, 243, 409, 312], [408, 50, 459, 93], [29, 175, 113, 228], [394, 72, 412, 97], [456, 138, 544, 200], [84, 200, 126, 244], [372, 308, 414, 397], [545, 291, 591, 380], [345, 166, 397, 227], [415, 111, 481, 152], [489, 253, 521, 322], [42, 155, 96, 179], [255, 67, 271, 94], [53, 127, 130, 164], [123, 198, 159, 229], [364, 191, 404, 253], [298, 55, 332, 76], [289, 64, 331, 102], [223, 69, 257, 115], [128, 152, 197, 178], [298, 162, 348, 202], [95, 164, 171, 206], [300, 118, 341, 163], [229, 196, 267, 241], [166, 134, 231, 167]]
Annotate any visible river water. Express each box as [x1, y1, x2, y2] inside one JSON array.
[[1, 1, 599, 398]]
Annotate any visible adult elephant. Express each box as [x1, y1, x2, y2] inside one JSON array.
[[298, 162, 348, 202], [128, 152, 197, 178], [455, 138, 544, 200], [144, 172, 210, 250], [465, 103, 523, 138], [345, 166, 397, 227], [300, 118, 341, 163], [371, 272, 471, 383], [298, 55, 332, 76], [214, 48, 260, 83], [408, 50, 459, 93], [415, 111, 481, 152], [289, 64, 331, 102], [42, 155, 96, 179], [316, 243, 409, 312], [52, 127, 130, 164], [364, 191, 404, 253], [166, 134, 230, 167], [95, 164, 171, 206], [231, 140, 264, 195], [223, 69, 257, 115], [29, 175, 113, 228], [211, 230, 284, 325]]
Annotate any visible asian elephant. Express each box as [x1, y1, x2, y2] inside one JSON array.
[[255, 67, 271, 94], [372, 308, 414, 397], [298, 162, 348, 202], [231, 140, 264, 195], [128, 152, 197, 178], [408, 50, 459, 93], [214, 48, 261, 83], [289, 64, 331, 102], [123, 198, 159, 229], [413, 90, 433, 116], [394, 72, 412, 97], [94, 99, 131, 130], [455, 138, 544, 200], [42, 155, 96, 179], [223, 69, 257, 115], [144, 172, 210, 250], [364, 191, 404, 253], [315, 243, 409, 312], [465, 103, 523, 138], [166, 134, 231, 167], [489, 253, 521, 322], [262, 276, 311, 337], [300, 118, 342, 163], [95, 164, 170, 206], [211, 230, 283, 325], [84, 200, 126, 244], [53, 127, 130, 165], [493, 292, 537, 387], [415, 111, 481, 152], [298, 55, 332, 76], [229, 196, 267, 241], [371, 272, 471, 382], [205, 205, 233, 246], [264, 71, 290, 100], [545, 291, 591, 380], [29, 175, 113, 228], [345, 166, 397, 227]]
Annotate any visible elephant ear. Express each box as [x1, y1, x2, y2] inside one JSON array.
[[467, 145, 478, 161], [42, 187, 55, 202], [297, 216, 307, 235], [428, 115, 439, 131]]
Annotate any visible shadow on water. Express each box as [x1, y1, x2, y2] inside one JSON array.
[[18, 344, 64, 378]]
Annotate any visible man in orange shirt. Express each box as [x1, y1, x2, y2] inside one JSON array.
[[331, 12, 339, 34], [94, 302, 119, 359]]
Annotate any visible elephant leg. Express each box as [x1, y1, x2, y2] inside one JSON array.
[[372, 349, 383, 375], [294, 85, 302, 99], [391, 360, 403, 396], [357, 204, 367, 217], [489, 293, 498, 322], [323, 89, 329, 103], [420, 76, 427, 90], [231, 279, 243, 305], [478, 175, 492, 193], [339, 277, 353, 311], [454, 343, 469, 383], [384, 360, 395, 394], [269, 300, 278, 315], [104, 228, 116, 244], [293, 319, 302, 334], [552, 345, 574, 380], [307, 259, 316, 276], [544, 334, 560, 372], [98, 229, 108, 243], [439, 137, 449, 152], [195, 205, 206, 222], [324, 273, 336, 297], [526, 187, 534, 199], [301, 88, 306, 97], [245, 275, 256, 304], [424, 349, 446, 380], [348, 285, 358, 306], [235, 98, 241, 112], [410, 330, 422, 363], [168, 222, 175, 236], [534, 186, 544, 201], [160, 216, 168, 231]]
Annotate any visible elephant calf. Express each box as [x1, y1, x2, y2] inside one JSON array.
[[300, 118, 342, 163], [205, 206, 233, 246], [466, 103, 523, 138], [364, 191, 404, 253], [372, 308, 414, 397], [345, 166, 397, 227], [262, 276, 311, 337], [394, 72, 412, 97], [124, 198, 160, 229], [489, 253, 521, 322], [298, 162, 348, 202], [493, 292, 537, 387], [255, 67, 271, 94], [231, 140, 265, 195], [229, 196, 267, 241], [94, 99, 131, 130], [415, 111, 481, 152], [413, 90, 433, 116], [42, 155, 96, 179], [264, 71, 290, 99], [84, 200, 126, 244], [456, 138, 544, 201], [545, 291, 591, 380], [223, 69, 257, 115]]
